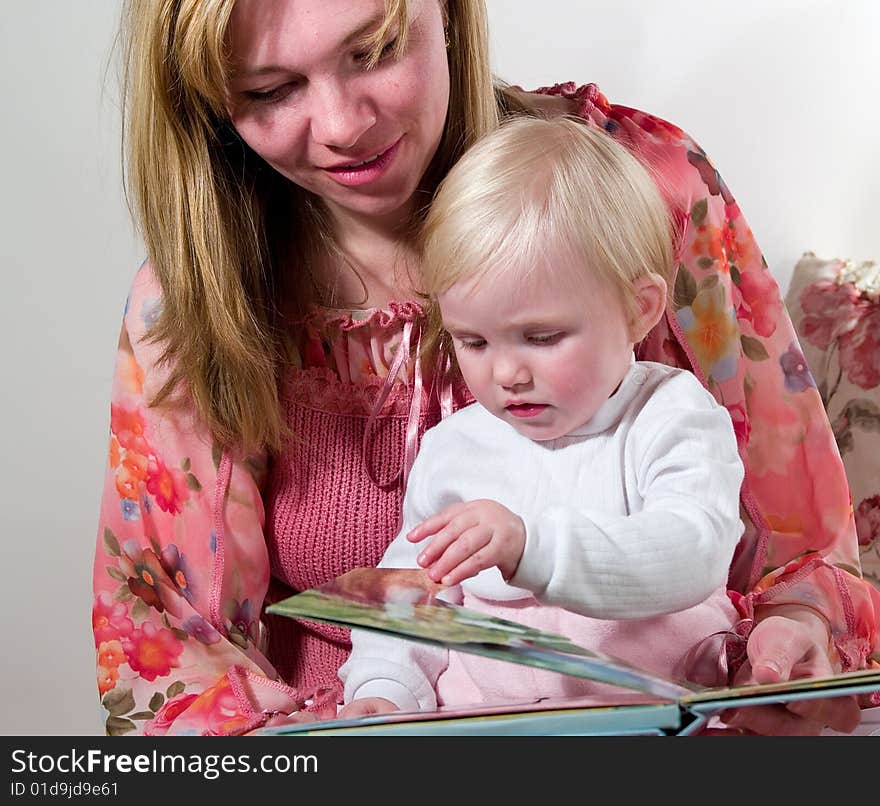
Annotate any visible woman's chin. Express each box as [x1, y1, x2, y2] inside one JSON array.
[[321, 189, 419, 228]]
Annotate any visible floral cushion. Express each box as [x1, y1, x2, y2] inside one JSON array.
[[785, 252, 880, 590]]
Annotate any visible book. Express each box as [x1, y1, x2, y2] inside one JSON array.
[[263, 567, 880, 735]]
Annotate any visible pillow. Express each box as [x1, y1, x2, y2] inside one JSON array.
[[785, 252, 880, 589]]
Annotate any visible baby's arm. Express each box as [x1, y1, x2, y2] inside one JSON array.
[[510, 376, 744, 619]]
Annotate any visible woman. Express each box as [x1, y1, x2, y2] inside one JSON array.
[[93, 0, 877, 736]]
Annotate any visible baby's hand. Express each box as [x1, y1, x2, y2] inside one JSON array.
[[337, 698, 399, 720], [408, 500, 526, 586]]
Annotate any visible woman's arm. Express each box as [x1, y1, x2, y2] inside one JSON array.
[[525, 83, 879, 731], [93, 263, 303, 735]]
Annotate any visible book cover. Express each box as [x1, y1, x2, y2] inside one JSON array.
[[264, 568, 880, 735]]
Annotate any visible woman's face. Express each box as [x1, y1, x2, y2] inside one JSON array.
[[226, 0, 450, 230]]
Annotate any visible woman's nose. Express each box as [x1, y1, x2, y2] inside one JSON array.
[[309, 80, 377, 150]]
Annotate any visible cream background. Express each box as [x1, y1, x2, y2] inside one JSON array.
[[1, 0, 878, 734]]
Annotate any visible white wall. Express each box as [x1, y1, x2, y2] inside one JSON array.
[[487, 0, 880, 292], [2, 2, 142, 736], [2, 0, 877, 735]]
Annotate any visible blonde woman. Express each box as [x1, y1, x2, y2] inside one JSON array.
[[93, 0, 875, 735]]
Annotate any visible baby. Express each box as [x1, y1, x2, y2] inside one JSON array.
[[338, 116, 745, 715]]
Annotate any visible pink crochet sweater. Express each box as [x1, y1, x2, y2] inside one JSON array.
[[264, 302, 469, 708]]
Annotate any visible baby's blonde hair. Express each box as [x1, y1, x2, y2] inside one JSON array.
[[420, 116, 674, 323]]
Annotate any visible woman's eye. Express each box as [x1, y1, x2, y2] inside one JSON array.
[[244, 82, 298, 105], [379, 38, 398, 59], [527, 333, 563, 345], [355, 37, 398, 66]]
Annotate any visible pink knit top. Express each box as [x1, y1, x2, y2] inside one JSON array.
[[263, 302, 469, 708]]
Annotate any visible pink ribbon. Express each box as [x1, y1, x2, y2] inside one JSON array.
[[361, 319, 424, 489], [677, 618, 754, 688], [437, 347, 455, 421]]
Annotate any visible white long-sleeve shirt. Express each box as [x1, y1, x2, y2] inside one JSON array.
[[339, 359, 745, 711]]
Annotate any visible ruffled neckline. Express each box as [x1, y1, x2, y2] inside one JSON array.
[[305, 300, 426, 332]]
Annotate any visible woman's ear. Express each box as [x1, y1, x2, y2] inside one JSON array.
[[627, 274, 667, 343]]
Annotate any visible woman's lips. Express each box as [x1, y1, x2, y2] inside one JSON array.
[[506, 404, 548, 419], [321, 138, 402, 187]]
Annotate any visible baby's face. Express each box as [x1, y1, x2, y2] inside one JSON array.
[[439, 252, 636, 441]]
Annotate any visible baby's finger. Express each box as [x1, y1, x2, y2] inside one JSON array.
[[417, 514, 477, 568], [426, 527, 490, 583], [438, 544, 496, 587], [416, 529, 459, 568], [407, 503, 468, 542]]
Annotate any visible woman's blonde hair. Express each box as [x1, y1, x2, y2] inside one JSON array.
[[120, 0, 499, 453], [419, 115, 675, 355]]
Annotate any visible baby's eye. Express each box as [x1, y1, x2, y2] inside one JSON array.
[[457, 338, 487, 351], [527, 332, 564, 345]]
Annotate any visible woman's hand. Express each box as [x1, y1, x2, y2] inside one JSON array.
[[721, 607, 862, 735], [504, 86, 579, 118], [337, 698, 399, 720], [407, 500, 526, 586]]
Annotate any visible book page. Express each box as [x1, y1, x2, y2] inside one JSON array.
[[265, 567, 696, 701]]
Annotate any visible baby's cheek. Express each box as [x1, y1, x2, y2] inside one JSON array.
[[546, 357, 591, 399]]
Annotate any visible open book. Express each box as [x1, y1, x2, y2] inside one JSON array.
[[264, 568, 880, 735]]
